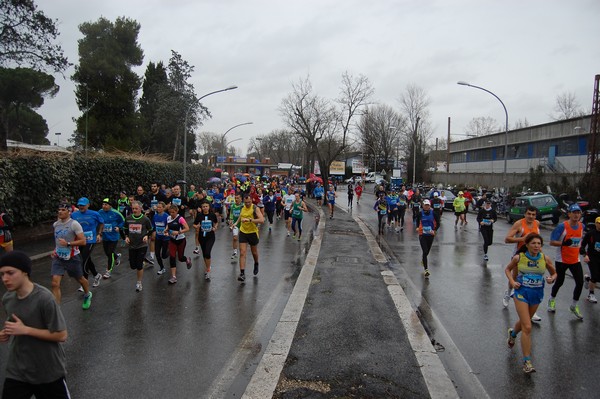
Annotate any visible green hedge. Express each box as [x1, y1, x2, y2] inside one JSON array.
[[0, 152, 210, 227]]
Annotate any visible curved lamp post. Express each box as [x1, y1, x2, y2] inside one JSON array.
[[457, 81, 509, 186], [182, 85, 238, 185], [220, 122, 253, 170]]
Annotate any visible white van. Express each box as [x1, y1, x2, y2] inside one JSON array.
[[365, 172, 384, 183]]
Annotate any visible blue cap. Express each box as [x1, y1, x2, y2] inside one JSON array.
[[568, 204, 582, 212], [77, 197, 90, 206]]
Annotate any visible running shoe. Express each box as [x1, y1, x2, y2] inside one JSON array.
[[297, 235, 301, 241], [77, 286, 84, 293], [115, 253, 121, 267], [144, 256, 154, 265], [547, 298, 556, 312], [253, 263, 259, 276], [523, 360, 535, 374], [193, 248, 200, 255], [588, 293, 598, 303], [507, 328, 516, 348], [204, 272, 210, 281], [570, 304, 583, 320], [102, 270, 111, 279], [483, 254, 489, 261], [82, 292, 92, 310], [584, 274, 590, 290], [92, 273, 102, 287], [287, 231, 290, 237], [292, 234, 297, 239], [186, 257, 192, 269], [424, 269, 430, 278], [269, 226, 272, 232], [135, 281, 143, 292], [231, 251, 237, 260], [238, 273, 246, 282], [168, 276, 177, 284], [157, 268, 166, 275], [400, 226, 404, 232], [502, 291, 511, 308], [531, 313, 542, 322]]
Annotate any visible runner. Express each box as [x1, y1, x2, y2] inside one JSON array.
[[430, 192, 443, 227], [71, 197, 104, 288], [415, 199, 440, 278], [235, 195, 264, 282], [0, 251, 71, 398], [152, 202, 170, 275], [354, 183, 363, 205], [98, 198, 124, 279], [397, 189, 409, 232], [453, 191, 467, 227], [326, 184, 337, 219], [291, 191, 308, 240], [505, 233, 556, 374], [51, 202, 92, 308], [581, 216, 600, 303], [282, 188, 295, 236], [410, 188, 422, 224], [374, 192, 388, 235], [504, 205, 543, 322], [347, 183, 354, 209], [228, 194, 243, 260], [123, 201, 153, 292], [165, 204, 191, 285], [476, 198, 497, 261], [262, 189, 276, 232], [0, 209, 14, 253], [193, 201, 218, 280], [548, 204, 585, 320], [147, 182, 167, 263], [313, 182, 324, 207]]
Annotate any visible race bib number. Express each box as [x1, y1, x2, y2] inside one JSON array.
[[84, 231, 94, 242], [522, 273, 543, 288], [595, 242, 600, 252], [399, 200, 407, 206], [569, 238, 581, 247], [232, 209, 241, 218], [172, 198, 182, 206], [156, 226, 166, 236], [201, 220, 212, 232], [103, 223, 113, 232], [433, 203, 441, 208], [151, 199, 158, 210], [292, 209, 302, 217], [482, 219, 492, 226], [129, 224, 142, 234], [56, 246, 72, 260], [423, 226, 433, 235]]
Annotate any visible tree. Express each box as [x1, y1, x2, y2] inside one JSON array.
[[552, 91, 583, 120], [72, 16, 144, 151], [0, 67, 58, 148], [280, 73, 373, 182], [356, 104, 405, 173], [513, 118, 530, 129], [465, 116, 499, 136], [139, 61, 168, 152], [398, 84, 432, 185], [0, 0, 69, 73]]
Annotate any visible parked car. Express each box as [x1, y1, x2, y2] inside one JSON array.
[[344, 176, 363, 184], [365, 172, 384, 183], [507, 194, 560, 224]]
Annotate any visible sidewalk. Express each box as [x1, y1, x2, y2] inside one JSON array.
[[244, 202, 458, 399]]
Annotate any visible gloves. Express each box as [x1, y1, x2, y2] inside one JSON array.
[[562, 238, 573, 246]]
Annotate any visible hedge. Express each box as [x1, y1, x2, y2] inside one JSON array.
[[0, 151, 210, 227]]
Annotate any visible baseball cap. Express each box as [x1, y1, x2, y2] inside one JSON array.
[[433, 192, 439, 197], [458, 191, 464, 195], [0, 251, 32, 275], [568, 204, 582, 212], [77, 197, 90, 206], [423, 199, 431, 205], [102, 198, 111, 204], [596, 216, 600, 224]]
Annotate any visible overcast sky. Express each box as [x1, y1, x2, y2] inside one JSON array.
[[38, 0, 600, 154]]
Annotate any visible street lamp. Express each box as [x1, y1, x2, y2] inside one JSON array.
[[55, 132, 62, 146], [220, 122, 253, 162], [182, 85, 238, 186], [457, 81, 509, 187]]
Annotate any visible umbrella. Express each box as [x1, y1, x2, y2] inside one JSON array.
[[208, 177, 221, 184], [238, 175, 247, 182]]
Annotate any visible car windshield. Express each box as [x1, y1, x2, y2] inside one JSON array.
[[530, 196, 557, 207]]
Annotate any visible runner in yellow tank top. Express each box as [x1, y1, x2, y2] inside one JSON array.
[[235, 195, 264, 282]]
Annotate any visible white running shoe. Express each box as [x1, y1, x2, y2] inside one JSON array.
[[588, 293, 598, 303], [92, 274, 102, 287], [531, 312, 542, 322], [502, 290, 511, 308]]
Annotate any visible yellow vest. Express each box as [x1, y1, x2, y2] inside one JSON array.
[[240, 205, 259, 235]]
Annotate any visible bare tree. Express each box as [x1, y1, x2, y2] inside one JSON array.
[[357, 104, 405, 173], [398, 84, 432, 184], [513, 118, 530, 129], [280, 73, 373, 182], [465, 116, 499, 136], [552, 91, 583, 120]]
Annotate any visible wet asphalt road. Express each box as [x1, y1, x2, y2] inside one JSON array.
[[351, 191, 599, 399], [0, 215, 315, 398]]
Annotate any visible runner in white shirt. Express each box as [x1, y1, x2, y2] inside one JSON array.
[[282, 188, 296, 237]]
